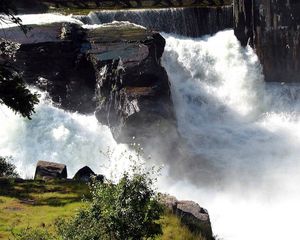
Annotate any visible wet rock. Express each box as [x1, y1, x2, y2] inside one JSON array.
[[88, 22, 175, 142], [34, 161, 67, 180], [233, 0, 300, 82], [2, 21, 176, 144]]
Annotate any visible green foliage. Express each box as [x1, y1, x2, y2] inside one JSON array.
[[12, 227, 56, 240], [57, 167, 164, 240], [0, 63, 39, 119], [0, 0, 38, 119], [0, 156, 19, 178]]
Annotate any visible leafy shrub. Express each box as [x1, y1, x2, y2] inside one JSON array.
[[56, 166, 163, 240], [12, 227, 55, 240], [0, 156, 19, 178]]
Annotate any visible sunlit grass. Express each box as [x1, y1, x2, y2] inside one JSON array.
[[157, 211, 207, 240], [0, 180, 88, 239], [0, 179, 206, 239]]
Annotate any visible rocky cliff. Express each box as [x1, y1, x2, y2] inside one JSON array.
[[234, 0, 300, 82], [1, 22, 175, 142]]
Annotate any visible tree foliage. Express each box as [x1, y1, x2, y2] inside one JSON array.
[[57, 167, 163, 240], [0, 0, 39, 119], [0, 156, 19, 178]]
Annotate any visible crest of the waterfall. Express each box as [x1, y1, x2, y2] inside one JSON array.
[[80, 7, 233, 37]]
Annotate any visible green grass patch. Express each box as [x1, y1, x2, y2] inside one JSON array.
[[157, 211, 207, 240], [0, 179, 206, 240], [0, 179, 88, 239]]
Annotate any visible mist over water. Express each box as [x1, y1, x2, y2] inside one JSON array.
[[0, 90, 131, 178], [161, 30, 300, 240]]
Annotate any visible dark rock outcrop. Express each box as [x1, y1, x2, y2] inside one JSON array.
[[34, 160, 67, 180], [160, 194, 213, 240], [73, 166, 104, 182], [234, 0, 300, 82], [91, 22, 174, 141], [73, 166, 96, 182], [1, 22, 174, 142], [3, 23, 96, 113]]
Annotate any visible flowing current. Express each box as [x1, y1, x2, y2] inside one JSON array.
[[1, 13, 300, 239], [161, 30, 300, 240]]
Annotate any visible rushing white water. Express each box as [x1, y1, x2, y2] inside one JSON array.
[[161, 30, 300, 240], [0, 90, 133, 178]]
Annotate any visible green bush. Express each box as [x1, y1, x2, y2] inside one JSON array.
[[56, 168, 164, 240], [11, 227, 55, 240], [0, 156, 19, 178]]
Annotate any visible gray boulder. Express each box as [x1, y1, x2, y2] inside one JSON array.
[[34, 161, 67, 180], [160, 194, 213, 240]]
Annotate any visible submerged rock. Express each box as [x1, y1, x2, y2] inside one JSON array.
[[34, 161, 67, 180]]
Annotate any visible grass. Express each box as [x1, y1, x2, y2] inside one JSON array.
[[0, 179, 88, 239], [0, 179, 206, 240], [158, 211, 207, 240]]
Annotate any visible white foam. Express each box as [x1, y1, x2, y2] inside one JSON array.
[[161, 30, 300, 240], [0, 88, 130, 179]]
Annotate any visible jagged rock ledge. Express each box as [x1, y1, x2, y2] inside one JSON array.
[[1, 21, 175, 143]]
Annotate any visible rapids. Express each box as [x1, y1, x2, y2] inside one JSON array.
[[161, 30, 300, 240]]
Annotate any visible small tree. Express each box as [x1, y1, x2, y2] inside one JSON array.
[[0, 156, 19, 178], [57, 164, 163, 240], [0, 0, 39, 119]]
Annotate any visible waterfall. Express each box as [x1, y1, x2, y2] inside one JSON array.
[[78, 6, 233, 37], [0, 89, 131, 178], [1, 11, 299, 240], [161, 30, 300, 240]]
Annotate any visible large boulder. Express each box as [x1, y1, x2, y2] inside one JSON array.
[[2, 21, 176, 144], [160, 194, 213, 240], [91, 22, 174, 142], [34, 161, 67, 180], [73, 166, 104, 182]]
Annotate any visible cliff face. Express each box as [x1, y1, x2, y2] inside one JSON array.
[[234, 0, 300, 82], [1, 22, 174, 142]]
